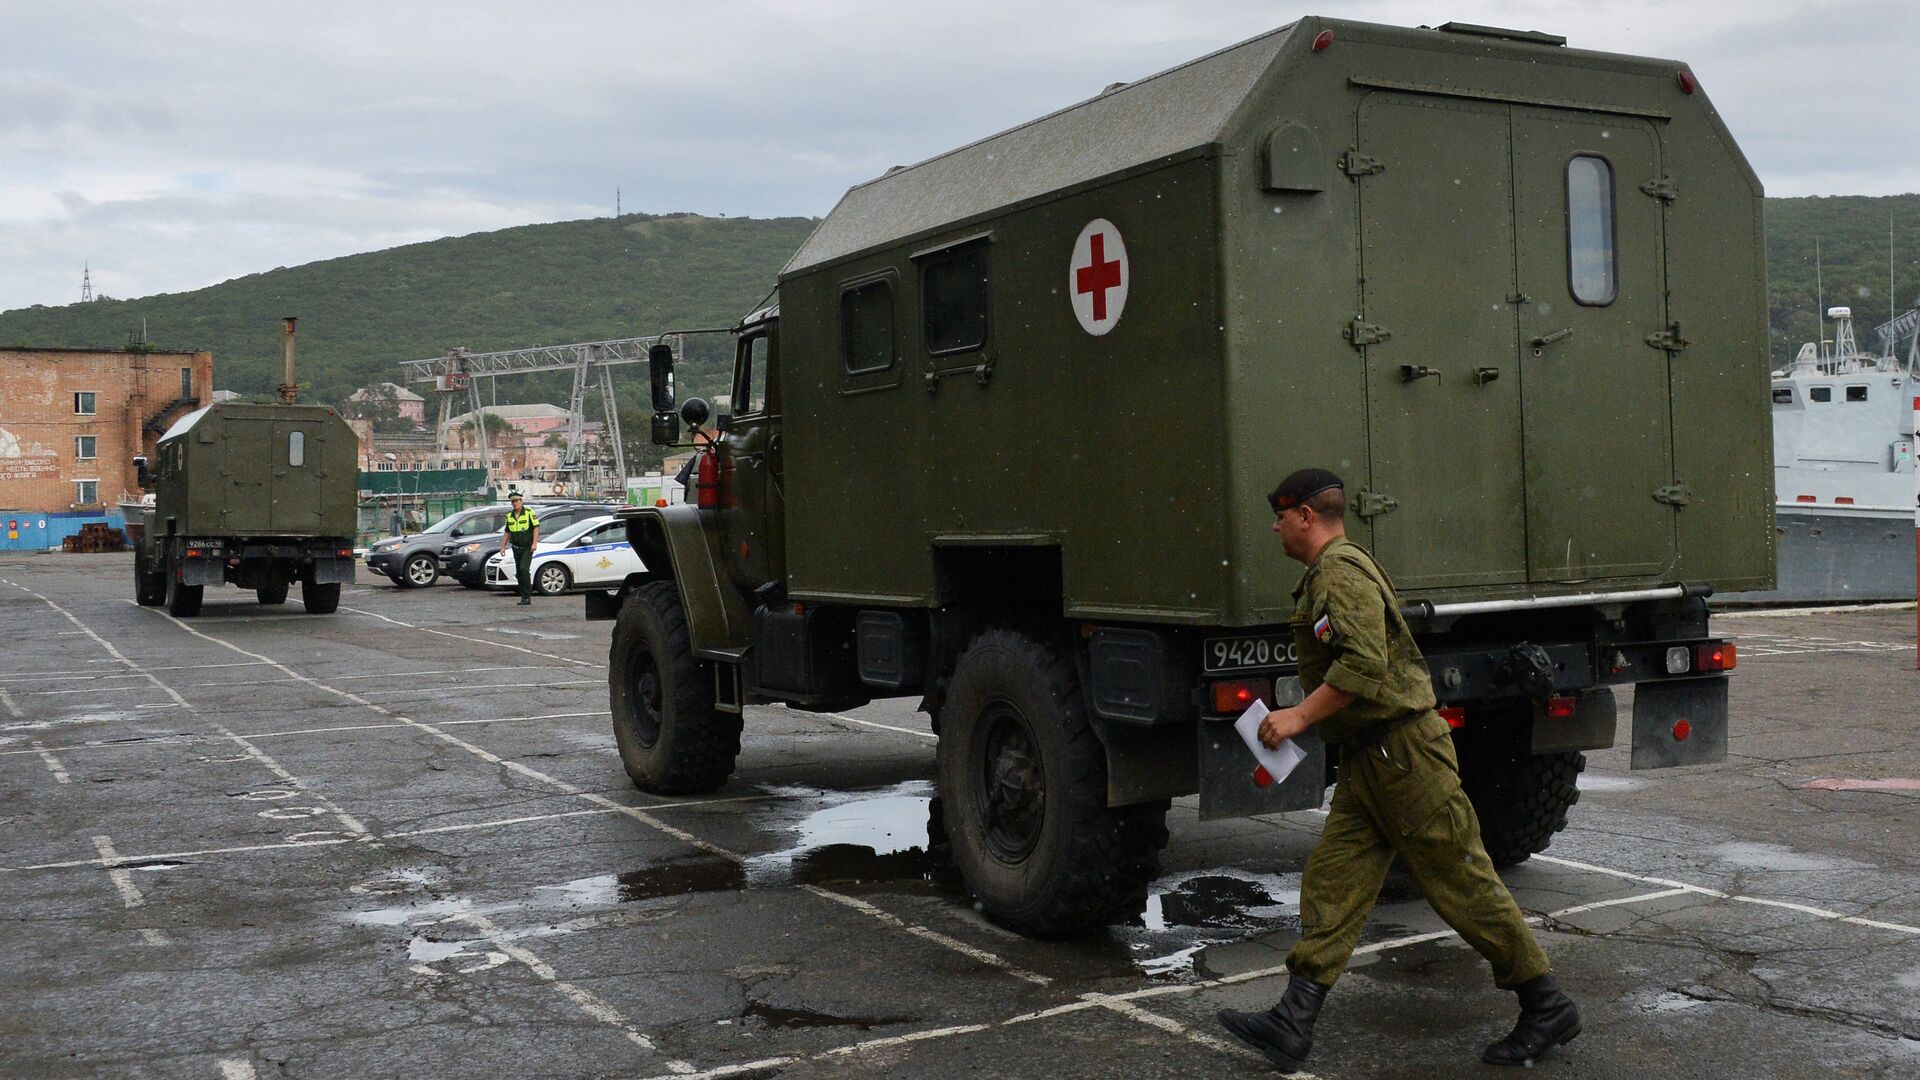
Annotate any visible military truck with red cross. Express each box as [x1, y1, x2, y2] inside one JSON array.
[[588, 17, 1771, 937]]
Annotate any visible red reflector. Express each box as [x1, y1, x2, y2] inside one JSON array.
[[1253, 765, 1275, 787], [1312, 29, 1334, 52], [337, 549, 352, 557], [1694, 643, 1737, 672], [791, 602, 805, 616], [1795, 495, 1817, 502], [1677, 70, 1696, 94], [1834, 496, 1854, 505], [1672, 719, 1692, 742], [1545, 696, 1577, 720], [1210, 678, 1270, 714], [1438, 706, 1467, 729]]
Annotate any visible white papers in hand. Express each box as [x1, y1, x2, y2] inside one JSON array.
[[1233, 699, 1306, 787]]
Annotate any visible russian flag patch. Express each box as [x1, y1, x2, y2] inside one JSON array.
[[1313, 614, 1334, 644]]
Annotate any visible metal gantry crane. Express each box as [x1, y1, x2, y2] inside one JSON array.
[[399, 334, 680, 497]]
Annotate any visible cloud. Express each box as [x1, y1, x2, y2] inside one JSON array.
[[2, 0, 1915, 308]]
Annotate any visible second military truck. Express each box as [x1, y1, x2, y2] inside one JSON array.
[[592, 18, 1772, 936]]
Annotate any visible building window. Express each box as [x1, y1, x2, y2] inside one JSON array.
[[922, 242, 990, 355], [1845, 385, 1868, 402], [180, 368, 193, 400], [75, 436, 97, 459], [74, 392, 97, 415], [1566, 155, 1617, 306], [1809, 386, 1832, 403], [841, 278, 896, 374], [74, 480, 99, 505], [288, 430, 305, 467]]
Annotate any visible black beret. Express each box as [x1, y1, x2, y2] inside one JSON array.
[[1268, 468, 1344, 512]]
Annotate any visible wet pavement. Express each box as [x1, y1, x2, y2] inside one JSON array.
[[2, 552, 1917, 1078]]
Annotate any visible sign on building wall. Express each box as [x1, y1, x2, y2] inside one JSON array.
[[0, 424, 59, 482]]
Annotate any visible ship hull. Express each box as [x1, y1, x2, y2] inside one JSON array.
[[1719, 508, 1916, 603]]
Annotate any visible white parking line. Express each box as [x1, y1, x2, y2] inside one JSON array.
[[343, 606, 602, 667], [91, 835, 169, 945], [217, 1059, 257, 1080], [0, 688, 23, 718], [0, 711, 612, 760], [31, 741, 71, 783], [824, 711, 936, 741]]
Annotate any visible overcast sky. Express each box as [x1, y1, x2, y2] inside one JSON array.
[[3, 0, 1915, 310]]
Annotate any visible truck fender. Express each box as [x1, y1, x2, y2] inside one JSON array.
[[618, 506, 752, 658]]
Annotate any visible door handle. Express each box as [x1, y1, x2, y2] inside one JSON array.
[[1529, 328, 1573, 353]]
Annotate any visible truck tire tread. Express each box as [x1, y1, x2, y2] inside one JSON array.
[[1460, 742, 1584, 868], [609, 580, 742, 795]]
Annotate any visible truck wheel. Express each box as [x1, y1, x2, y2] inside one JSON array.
[[257, 582, 289, 605], [609, 581, 742, 794], [937, 628, 1170, 938], [164, 568, 203, 618], [535, 563, 571, 596], [134, 558, 166, 607], [400, 554, 438, 588], [303, 582, 341, 614], [1456, 718, 1584, 867]]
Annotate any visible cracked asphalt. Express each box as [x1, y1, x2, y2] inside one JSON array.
[[3, 552, 1917, 1079]]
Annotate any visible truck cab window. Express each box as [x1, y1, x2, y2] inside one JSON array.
[[923, 243, 989, 354], [1566, 155, 1616, 305], [735, 333, 769, 415], [842, 279, 896, 373], [288, 431, 305, 467]]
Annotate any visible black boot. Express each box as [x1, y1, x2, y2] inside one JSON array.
[[1218, 975, 1329, 1072], [1482, 974, 1581, 1066]]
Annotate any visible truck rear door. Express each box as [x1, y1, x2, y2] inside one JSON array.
[[270, 420, 324, 534], [1355, 95, 1677, 588]]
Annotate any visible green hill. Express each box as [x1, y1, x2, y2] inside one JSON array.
[[0, 212, 818, 406], [4, 195, 1916, 398]]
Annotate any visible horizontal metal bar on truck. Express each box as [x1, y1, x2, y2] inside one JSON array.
[[1404, 584, 1702, 620]]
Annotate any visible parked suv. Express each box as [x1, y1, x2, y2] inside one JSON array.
[[364, 503, 514, 588], [440, 502, 620, 588]]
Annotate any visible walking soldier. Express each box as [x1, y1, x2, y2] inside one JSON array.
[[1217, 468, 1581, 1070]]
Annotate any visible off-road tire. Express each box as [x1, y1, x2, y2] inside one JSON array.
[[399, 553, 437, 589], [134, 557, 167, 606], [609, 581, 742, 795], [1457, 727, 1584, 868], [302, 582, 341, 615], [937, 628, 1170, 938], [164, 565, 203, 618], [535, 563, 571, 596], [257, 582, 288, 605]]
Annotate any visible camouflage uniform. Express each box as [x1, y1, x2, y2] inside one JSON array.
[[1286, 536, 1548, 990]]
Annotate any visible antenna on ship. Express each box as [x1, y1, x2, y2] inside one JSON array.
[[81, 263, 93, 303]]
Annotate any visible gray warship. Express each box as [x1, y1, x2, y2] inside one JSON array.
[[1723, 305, 1917, 602]]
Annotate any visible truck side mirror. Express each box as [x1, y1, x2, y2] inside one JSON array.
[[133, 456, 150, 488], [649, 344, 676, 413]]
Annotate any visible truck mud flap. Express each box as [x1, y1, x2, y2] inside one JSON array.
[[308, 557, 356, 585], [1630, 677, 1728, 769], [182, 558, 225, 587], [1198, 676, 1326, 821]]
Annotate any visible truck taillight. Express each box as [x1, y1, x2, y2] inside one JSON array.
[[696, 451, 719, 510], [1694, 643, 1737, 672], [1210, 678, 1270, 714], [1439, 706, 1467, 729], [184, 548, 202, 558], [1544, 696, 1577, 720]]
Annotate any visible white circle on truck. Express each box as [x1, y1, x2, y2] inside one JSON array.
[[1070, 218, 1128, 336]]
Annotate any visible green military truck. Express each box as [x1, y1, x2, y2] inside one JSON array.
[[132, 401, 359, 617], [591, 17, 1771, 936]]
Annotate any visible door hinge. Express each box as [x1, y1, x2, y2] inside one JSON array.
[[1640, 176, 1679, 202], [1341, 149, 1387, 177], [1344, 317, 1392, 349], [1353, 490, 1400, 518], [1653, 482, 1693, 508], [1645, 322, 1690, 353]]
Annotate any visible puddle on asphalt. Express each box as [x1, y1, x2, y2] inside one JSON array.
[[1577, 774, 1649, 793], [1122, 868, 1303, 978], [742, 1001, 916, 1030], [490, 627, 580, 641], [1708, 841, 1871, 873], [1637, 989, 1714, 1013]]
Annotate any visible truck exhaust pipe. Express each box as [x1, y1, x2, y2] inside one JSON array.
[[278, 316, 299, 404]]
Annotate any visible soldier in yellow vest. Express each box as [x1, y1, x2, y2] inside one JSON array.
[[1218, 468, 1580, 1071], [499, 494, 540, 605]]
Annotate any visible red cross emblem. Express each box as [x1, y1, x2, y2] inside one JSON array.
[[1069, 219, 1128, 336]]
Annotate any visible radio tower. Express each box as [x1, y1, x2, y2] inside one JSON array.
[[80, 263, 94, 303]]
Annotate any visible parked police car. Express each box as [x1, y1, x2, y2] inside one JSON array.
[[484, 515, 644, 595]]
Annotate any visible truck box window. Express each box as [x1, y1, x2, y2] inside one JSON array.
[[288, 430, 305, 467], [842, 279, 895, 374], [1566, 155, 1616, 305], [923, 243, 989, 355]]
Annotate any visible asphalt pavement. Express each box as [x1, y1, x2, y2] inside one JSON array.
[[3, 553, 1917, 1079]]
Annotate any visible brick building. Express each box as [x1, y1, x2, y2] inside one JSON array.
[[0, 347, 213, 527]]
